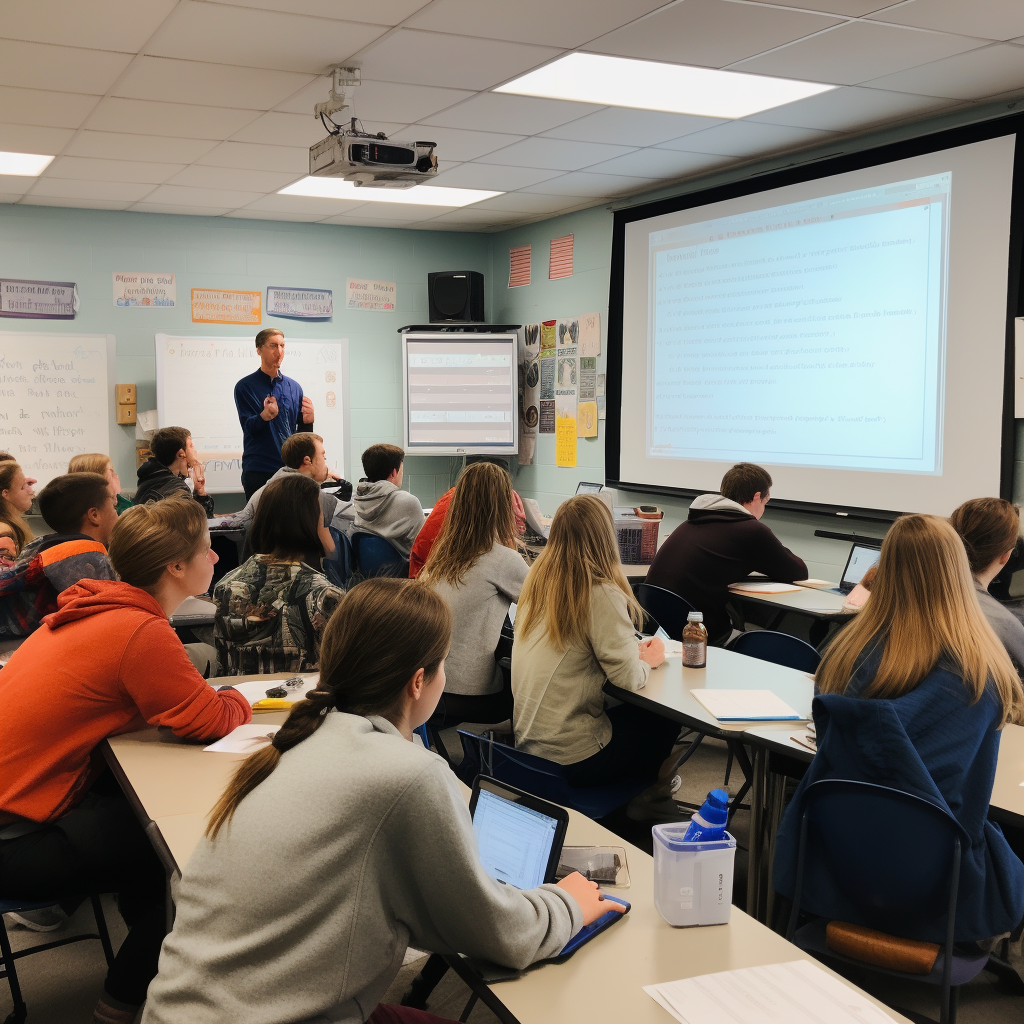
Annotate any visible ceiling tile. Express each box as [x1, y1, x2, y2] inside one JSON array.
[[662, 119, 835, 156], [470, 191, 595, 214], [585, 147, 735, 178], [420, 93, 603, 136], [477, 137, 637, 171], [85, 98, 260, 140], [316, 214, 412, 227], [744, 0, 891, 13], [400, 126, 525, 162], [0, 0, 178, 51], [0, 176, 35, 197], [733, 21, 986, 85], [242, 193, 369, 216], [869, 0, 1024, 41], [114, 56, 314, 110], [522, 171, 655, 196], [354, 29, 562, 91], [0, 39, 133, 94], [863, 43, 1024, 101], [747, 84, 957, 130], [224, 208, 326, 222], [197, 141, 308, 173], [206, 0, 431, 26], [431, 163, 563, 190], [167, 165, 298, 192], [540, 106, 726, 146], [585, 0, 840, 69], [0, 87, 100, 130], [420, 208, 523, 229], [406, 0, 668, 48], [29, 178, 157, 201], [130, 202, 233, 216], [147, 3, 388, 75], [143, 184, 264, 208], [327, 203, 443, 222], [230, 111, 336, 148], [276, 77, 474, 125], [20, 196, 134, 210], [0, 124, 74, 154], [45, 156, 184, 184], [66, 131, 218, 163]]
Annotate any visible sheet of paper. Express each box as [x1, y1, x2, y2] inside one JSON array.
[[579, 312, 601, 356], [691, 689, 802, 721], [225, 674, 319, 707], [729, 581, 803, 594], [644, 959, 893, 1024], [203, 723, 281, 753]]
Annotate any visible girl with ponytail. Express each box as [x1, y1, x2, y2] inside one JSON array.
[[143, 578, 617, 1024]]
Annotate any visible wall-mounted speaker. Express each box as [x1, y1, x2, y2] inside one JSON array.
[[428, 270, 485, 322]]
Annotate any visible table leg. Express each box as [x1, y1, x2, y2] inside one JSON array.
[[745, 746, 767, 918], [763, 770, 788, 928]]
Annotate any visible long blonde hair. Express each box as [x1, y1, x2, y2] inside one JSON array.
[[517, 494, 641, 649], [816, 514, 1024, 725], [68, 453, 113, 477], [422, 462, 516, 587], [0, 461, 31, 555]]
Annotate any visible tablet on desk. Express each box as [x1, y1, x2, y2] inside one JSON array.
[[469, 776, 629, 961]]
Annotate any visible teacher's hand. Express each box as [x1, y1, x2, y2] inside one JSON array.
[[301, 396, 315, 423], [261, 396, 279, 421]]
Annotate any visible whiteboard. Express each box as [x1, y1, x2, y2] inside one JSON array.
[[155, 334, 349, 494], [0, 331, 115, 487]]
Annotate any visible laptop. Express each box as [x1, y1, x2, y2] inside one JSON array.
[[832, 542, 882, 595], [575, 481, 604, 495], [469, 776, 629, 960]]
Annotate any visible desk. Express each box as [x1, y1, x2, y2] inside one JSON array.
[[727, 584, 853, 646], [991, 723, 1024, 831], [168, 596, 216, 630]]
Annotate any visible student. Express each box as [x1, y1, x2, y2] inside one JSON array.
[[420, 462, 529, 726], [214, 474, 342, 675], [0, 473, 117, 638], [353, 443, 424, 560], [512, 495, 679, 789], [68, 452, 133, 514], [773, 515, 1024, 944], [950, 497, 1024, 670], [646, 462, 807, 645], [0, 499, 250, 1024], [0, 459, 34, 560], [141, 577, 616, 1024], [136, 426, 214, 517]]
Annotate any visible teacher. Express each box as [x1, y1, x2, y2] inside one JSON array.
[[233, 328, 314, 499]]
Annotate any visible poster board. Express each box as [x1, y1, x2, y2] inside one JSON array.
[[0, 331, 115, 487], [155, 334, 349, 494]]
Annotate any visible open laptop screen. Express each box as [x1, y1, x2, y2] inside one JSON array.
[[575, 481, 604, 495], [472, 788, 561, 889], [842, 543, 882, 590]]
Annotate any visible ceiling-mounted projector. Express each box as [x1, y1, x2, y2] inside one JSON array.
[[309, 65, 438, 188]]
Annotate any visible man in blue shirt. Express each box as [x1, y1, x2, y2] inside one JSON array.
[[233, 328, 314, 498]]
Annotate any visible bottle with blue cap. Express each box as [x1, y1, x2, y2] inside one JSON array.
[[681, 788, 729, 842]]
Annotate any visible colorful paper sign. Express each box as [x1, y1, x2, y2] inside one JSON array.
[[267, 286, 333, 320], [579, 312, 601, 356], [113, 272, 175, 307], [0, 279, 78, 320], [578, 356, 598, 438], [556, 398, 577, 467], [191, 289, 261, 325], [346, 278, 396, 312]]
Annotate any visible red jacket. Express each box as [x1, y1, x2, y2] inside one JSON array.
[[0, 579, 251, 824]]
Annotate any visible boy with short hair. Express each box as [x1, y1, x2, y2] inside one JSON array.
[[136, 426, 214, 517], [352, 443, 424, 559], [0, 472, 117, 637]]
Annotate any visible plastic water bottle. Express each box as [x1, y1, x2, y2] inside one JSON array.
[[682, 788, 729, 842], [681, 610, 708, 668]]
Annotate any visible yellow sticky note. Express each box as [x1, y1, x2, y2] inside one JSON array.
[[556, 413, 577, 467]]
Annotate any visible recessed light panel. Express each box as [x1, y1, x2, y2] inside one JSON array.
[[0, 151, 55, 176], [496, 53, 836, 119], [279, 177, 501, 207]]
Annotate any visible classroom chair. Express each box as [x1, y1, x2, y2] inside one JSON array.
[[323, 527, 354, 589], [726, 629, 821, 673], [785, 779, 990, 1024], [632, 583, 695, 642], [350, 532, 408, 579], [1, 896, 114, 1024]]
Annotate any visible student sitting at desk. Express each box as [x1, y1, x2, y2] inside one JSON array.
[[142, 577, 615, 1024], [773, 515, 1024, 945], [353, 443, 424, 560], [421, 461, 529, 728], [0, 459, 34, 562], [135, 426, 214, 518], [645, 462, 807, 645], [512, 495, 679, 792], [213, 474, 342, 675], [0, 499, 250, 1024], [68, 452, 133, 515], [0, 473, 117, 638]]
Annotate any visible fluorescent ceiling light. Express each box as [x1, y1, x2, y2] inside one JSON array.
[[279, 177, 501, 206], [495, 53, 836, 119], [0, 151, 55, 176]]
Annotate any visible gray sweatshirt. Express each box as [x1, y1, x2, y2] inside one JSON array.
[[976, 584, 1024, 672], [353, 480, 424, 559], [141, 714, 580, 1024], [426, 543, 529, 696], [233, 466, 345, 530]]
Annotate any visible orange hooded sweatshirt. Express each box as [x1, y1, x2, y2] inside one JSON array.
[[0, 579, 252, 824]]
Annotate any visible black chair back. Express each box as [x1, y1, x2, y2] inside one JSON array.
[[633, 583, 695, 641], [726, 629, 821, 672]]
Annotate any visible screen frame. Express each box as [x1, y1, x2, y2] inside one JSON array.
[[606, 112, 1024, 521]]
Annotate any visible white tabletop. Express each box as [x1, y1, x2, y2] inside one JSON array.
[[727, 583, 851, 619]]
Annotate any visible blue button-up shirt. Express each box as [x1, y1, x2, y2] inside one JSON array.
[[233, 368, 312, 474]]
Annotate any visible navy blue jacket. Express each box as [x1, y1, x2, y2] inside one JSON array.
[[233, 369, 312, 474], [773, 654, 1024, 942]]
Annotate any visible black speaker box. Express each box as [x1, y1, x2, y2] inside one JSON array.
[[428, 270, 485, 322]]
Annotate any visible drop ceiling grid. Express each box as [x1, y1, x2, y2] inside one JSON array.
[[0, 0, 1017, 229]]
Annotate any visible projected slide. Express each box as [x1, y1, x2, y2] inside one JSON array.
[[649, 173, 950, 474]]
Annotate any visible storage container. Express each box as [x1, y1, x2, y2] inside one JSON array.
[[613, 507, 661, 564], [652, 822, 737, 927]]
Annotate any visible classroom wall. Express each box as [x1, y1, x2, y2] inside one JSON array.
[[0, 204, 489, 512]]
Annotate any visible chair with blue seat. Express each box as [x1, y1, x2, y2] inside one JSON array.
[[786, 779, 991, 1024], [632, 583, 695, 642], [350, 531, 408, 579], [1, 895, 114, 1024], [726, 629, 821, 673], [323, 527, 354, 589]]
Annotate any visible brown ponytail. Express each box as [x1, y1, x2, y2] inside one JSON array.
[[206, 578, 451, 839]]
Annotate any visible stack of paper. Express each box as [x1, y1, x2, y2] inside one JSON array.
[[729, 581, 802, 595], [203, 723, 281, 753], [644, 959, 893, 1024], [691, 689, 802, 722]]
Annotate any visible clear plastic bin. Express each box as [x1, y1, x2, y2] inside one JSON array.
[[652, 822, 737, 927]]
